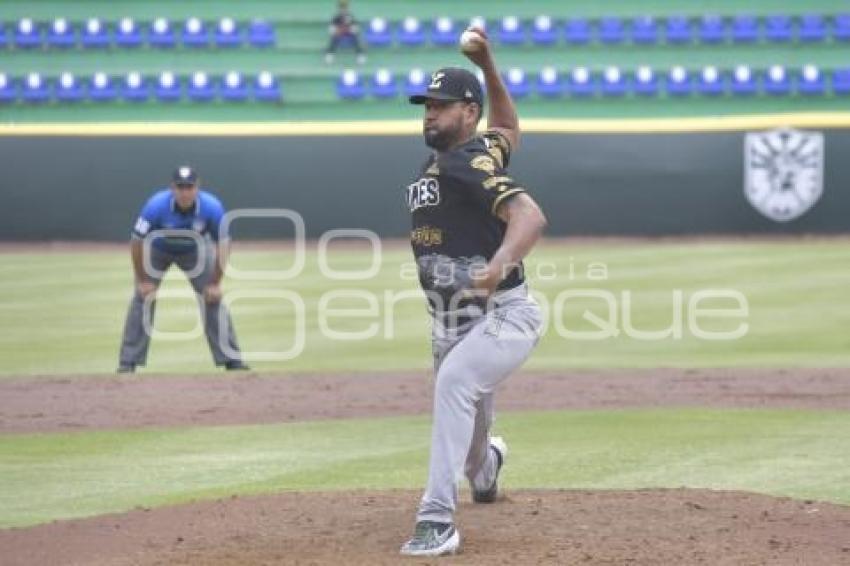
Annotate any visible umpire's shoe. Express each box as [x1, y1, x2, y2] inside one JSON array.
[[116, 364, 135, 374], [400, 521, 460, 557], [224, 361, 251, 371], [472, 436, 507, 503]]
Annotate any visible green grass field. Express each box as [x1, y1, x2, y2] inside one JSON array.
[[1, 238, 849, 375]]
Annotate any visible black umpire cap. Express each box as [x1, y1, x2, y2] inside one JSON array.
[[409, 67, 484, 106], [172, 165, 199, 186]]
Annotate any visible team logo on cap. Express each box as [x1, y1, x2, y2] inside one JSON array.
[[178, 166, 192, 179], [429, 72, 445, 90]]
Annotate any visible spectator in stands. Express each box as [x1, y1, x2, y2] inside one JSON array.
[[325, 0, 366, 64]]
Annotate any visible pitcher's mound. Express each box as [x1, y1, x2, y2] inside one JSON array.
[[3, 488, 849, 565]]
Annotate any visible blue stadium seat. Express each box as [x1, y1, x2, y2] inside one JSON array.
[[156, 71, 182, 101], [365, 17, 392, 47], [631, 16, 658, 44], [82, 18, 109, 48], [731, 15, 758, 43], [0, 73, 15, 102], [253, 71, 281, 101], [765, 15, 792, 43], [835, 14, 850, 41], [601, 66, 627, 96], [431, 17, 457, 46], [248, 19, 275, 47], [564, 18, 591, 45], [531, 15, 557, 45], [398, 17, 425, 46], [55, 72, 83, 101], [498, 16, 525, 45], [666, 66, 691, 96], [149, 18, 176, 48], [215, 18, 242, 47], [183, 17, 209, 48], [633, 66, 658, 96], [405, 68, 427, 97], [598, 17, 624, 44], [665, 16, 691, 44], [220, 71, 248, 101], [337, 69, 365, 99], [764, 65, 790, 95], [48, 18, 75, 48], [696, 66, 724, 95], [504, 68, 530, 98], [699, 15, 725, 44], [798, 14, 826, 42], [116, 17, 143, 48], [122, 72, 149, 102], [536, 66, 563, 97], [731, 65, 757, 96], [16, 18, 41, 48], [89, 72, 117, 101], [568, 66, 594, 97], [468, 16, 487, 33], [22, 73, 49, 103], [188, 71, 215, 101], [798, 64, 825, 95], [371, 68, 397, 98], [833, 68, 850, 94]]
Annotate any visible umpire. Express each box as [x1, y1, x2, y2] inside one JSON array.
[[117, 166, 248, 373]]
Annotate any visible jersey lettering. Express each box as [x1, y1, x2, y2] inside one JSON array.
[[407, 178, 441, 212]]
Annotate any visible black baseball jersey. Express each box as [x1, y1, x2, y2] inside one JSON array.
[[407, 130, 527, 297]]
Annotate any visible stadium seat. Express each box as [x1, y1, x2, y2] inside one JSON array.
[[16, 18, 41, 48], [122, 72, 149, 102], [149, 18, 176, 48], [564, 18, 591, 45], [699, 15, 725, 44], [337, 69, 365, 99], [568, 66, 594, 97], [798, 14, 826, 42], [82, 18, 109, 48], [215, 18, 242, 47], [156, 71, 182, 101], [183, 17, 209, 48], [116, 18, 143, 48], [370, 68, 397, 98], [666, 66, 691, 96], [498, 16, 525, 45], [531, 15, 557, 45], [248, 19, 275, 47], [598, 17, 624, 44], [764, 65, 790, 95], [0, 73, 15, 102], [188, 71, 215, 101], [48, 18, 75, 48], [253, 71, 281, 101], [833, 68, 850, 94], [631, 16, 658, 44], [431, 17, 457, 46], [798, 64, 825, 95], [0, 22, 8, 49], [89, 72, 117, 101], [220, 71, 248, 101], [697, 66, 724, 95], [504, 68, 530, 98], [601, 66, 627, 96], [405, 68, 427, 97], [731, 15, 758, 43], [536, 66, 563, 97], [665, 16, 691, 44], [468, 16, 487, 32], [835, 14, 850, 41], [55, 72, 83, 102], [365, 18, 392, 47], [398, 17, 425, 46], [765, 15, 792, 43], [731, 65, 757, 96], [22, 72, 49, 103], [633, 65, 658, 96]]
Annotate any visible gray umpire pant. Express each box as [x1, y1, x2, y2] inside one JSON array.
[[417, 283, 542, 524], [118, 243, 243, 368]]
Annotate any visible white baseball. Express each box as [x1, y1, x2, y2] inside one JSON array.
[[459, 29, 483, 52]]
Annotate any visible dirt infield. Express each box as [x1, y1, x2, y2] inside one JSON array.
[[2, 369, 849, 565]]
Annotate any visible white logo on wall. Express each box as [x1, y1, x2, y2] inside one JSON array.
[[744, 127, 824, 222]]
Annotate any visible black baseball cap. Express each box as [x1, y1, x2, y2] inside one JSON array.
[[409, 67, 484, 106], [172, 165, 198, 186]]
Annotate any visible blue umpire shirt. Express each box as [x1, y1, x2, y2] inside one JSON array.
[[131, 189, 228, 254]]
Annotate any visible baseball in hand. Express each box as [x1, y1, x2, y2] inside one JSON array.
[[459, 29, 484, 53]]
